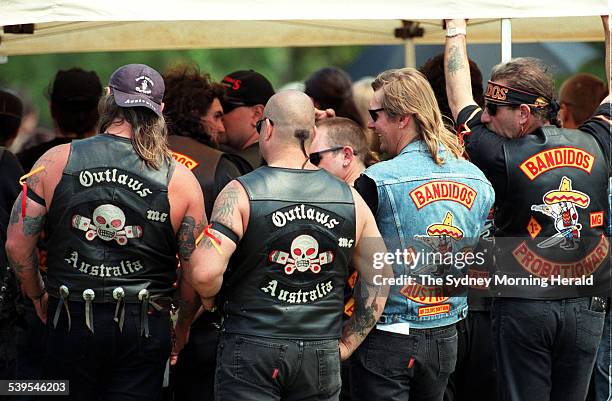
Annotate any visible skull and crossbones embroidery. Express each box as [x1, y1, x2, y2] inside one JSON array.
[[72, 204, 143, 246], [269, 234, 334, 275]]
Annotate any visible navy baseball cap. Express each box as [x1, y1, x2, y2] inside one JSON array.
[[109, 64, 164, 117], [221, 70, 274, 113]]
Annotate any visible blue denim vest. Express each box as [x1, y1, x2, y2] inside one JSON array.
[[365, 140, 495, 329]]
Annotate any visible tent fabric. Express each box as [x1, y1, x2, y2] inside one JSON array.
[[0, 1, 609, 56]]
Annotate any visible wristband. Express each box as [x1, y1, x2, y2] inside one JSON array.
[[446, 26, 467, 38]]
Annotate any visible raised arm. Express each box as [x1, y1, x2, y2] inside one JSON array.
[[444, 18, 478, 121], [339, 188, 391, 360]]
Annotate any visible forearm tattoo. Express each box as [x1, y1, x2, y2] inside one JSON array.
[[347, 278, 379, 338], [447, 44, 466, 75], [177, 216, 202, 261]]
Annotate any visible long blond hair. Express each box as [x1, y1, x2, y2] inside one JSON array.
[[372, 68, 463, 164], [97, 93, 172, 170]]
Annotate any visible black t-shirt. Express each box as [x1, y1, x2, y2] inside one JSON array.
[[0, 149, 24, 265], [354, 174, 379, 216], [17, 137, 72, 172], [456, 103, 612, 203]]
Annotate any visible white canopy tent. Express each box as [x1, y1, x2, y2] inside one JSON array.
[[0, 0, 609, 57]]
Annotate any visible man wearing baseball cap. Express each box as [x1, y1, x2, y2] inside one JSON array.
[[220, 70, 275, 169], [6, 63, 205, 400]]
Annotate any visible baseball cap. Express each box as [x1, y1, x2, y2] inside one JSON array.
[[109, 64, 164, 117], [221, 70, 274, 113]]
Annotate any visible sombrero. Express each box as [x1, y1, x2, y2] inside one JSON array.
[[426, 212, 464, 240], [543, 176, 589, 208]]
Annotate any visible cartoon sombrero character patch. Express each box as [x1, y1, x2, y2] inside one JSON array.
[[414, 212, 465, 276], [530, 176, 590, 250]]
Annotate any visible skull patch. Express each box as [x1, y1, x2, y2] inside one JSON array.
[[72, 204, 143, 245], [269, 234, 334, 275]]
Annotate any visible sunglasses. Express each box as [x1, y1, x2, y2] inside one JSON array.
[[484, 102, 518, 117], [368, 108, 385, 122], [309, 146, 344, 166], [256, 118, 274, 134]]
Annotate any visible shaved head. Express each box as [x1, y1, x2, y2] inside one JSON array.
[[264, 90, 315, 146]]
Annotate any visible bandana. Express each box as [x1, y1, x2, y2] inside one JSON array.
[[484, 80, 551, 108]]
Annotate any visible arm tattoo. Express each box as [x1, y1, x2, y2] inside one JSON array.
[[347, 278, 379, 338], [211, 186, 239, 229], [447, 44, 466, 75], [177, 216, 199, 261], [23, 215, 46, 236]]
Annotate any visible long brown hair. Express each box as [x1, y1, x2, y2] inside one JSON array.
[[97, 93, 171, 170], [372, 68, 464, 165]]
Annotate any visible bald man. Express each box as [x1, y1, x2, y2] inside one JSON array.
[[183, 90, 390, 401], [559, 73, 608, 128]]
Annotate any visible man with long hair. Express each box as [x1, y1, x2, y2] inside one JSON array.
[[444, 16, 611, 401], [6, 64, 205, 401], [350, 68, 495, 401]]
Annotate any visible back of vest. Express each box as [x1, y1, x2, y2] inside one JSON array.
[[496, 127, 609, 298], [45, 134, 177, 303], [221, 167, 356, 339]]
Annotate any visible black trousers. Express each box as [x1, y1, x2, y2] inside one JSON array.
[[350, 325, 458, 401], [171, 312, 220, 401], [444, 311, 497, 401], [492, 297, 605, 401], [215, 333, 341, 401], [41, 298, 171, 401]]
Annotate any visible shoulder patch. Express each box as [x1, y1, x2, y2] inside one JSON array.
[[519, 147, 595, 180], [172, 151, 200, 171], [409, 180, 477, 210]]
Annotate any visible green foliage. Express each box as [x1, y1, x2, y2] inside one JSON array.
[[0, 46, 363, 128]]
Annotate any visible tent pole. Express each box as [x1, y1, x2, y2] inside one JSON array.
[[501, 18, 512, 62], [404, 39, 416, 68]]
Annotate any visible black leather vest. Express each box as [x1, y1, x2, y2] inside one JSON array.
[[221, 167, 356, 339], [495, 127, 609, 298], [45, 134, 177, 303]]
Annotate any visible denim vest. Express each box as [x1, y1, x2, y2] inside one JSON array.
[[365, 141, 494, 329]]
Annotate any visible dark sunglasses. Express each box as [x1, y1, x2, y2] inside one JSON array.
[[368, 108, 385, 122], [256, 118, 274, 134], [484, 102, 518, 117], [309, 146, 344, 166]]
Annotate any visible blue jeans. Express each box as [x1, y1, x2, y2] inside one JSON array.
[[350, 325, 458, 401], [492, 297, 605, 401], [215, 333, 341, 401], [594, 306, 612, 401]]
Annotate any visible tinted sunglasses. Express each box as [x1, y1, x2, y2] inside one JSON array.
[[368, 108, 384, 122], [256, 118, 274, 134], [484, 102, 518, 117], [308, 146, 344, 166]]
